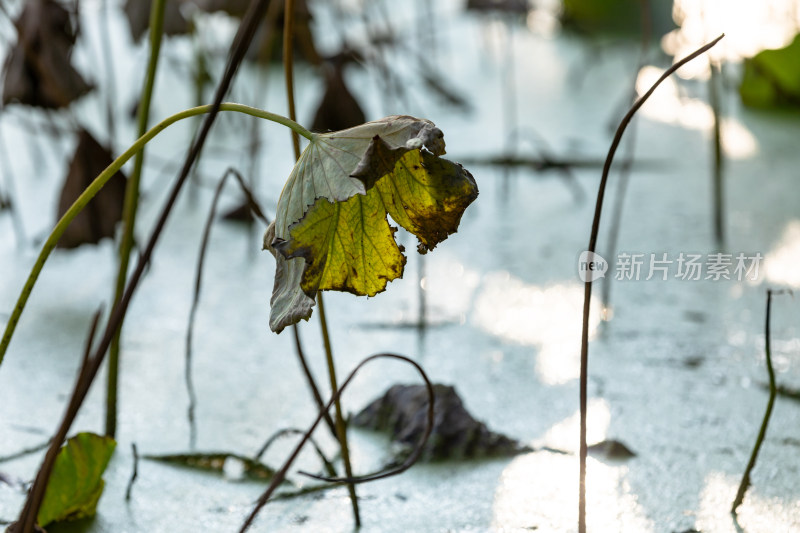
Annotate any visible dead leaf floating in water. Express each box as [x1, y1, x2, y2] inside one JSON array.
[[353, 384, 529, 461], [144, 452, 282, 482], [57, 130, 127, 249], [2, 0, 92, 109], [264, 116, 478, 333]]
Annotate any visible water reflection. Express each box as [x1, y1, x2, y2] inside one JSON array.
[[765, 220, 800, 288], [635, 66, 758, 159], [422, 254, 481, 321], [472, 272, 602, 385], [664, 0, 800, 78], [491, 452, 654, 532], [541, 398, 611, 452], [696, 472, 800, 532]]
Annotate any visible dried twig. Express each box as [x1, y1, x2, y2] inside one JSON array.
[[254, 428, 337, 478], [238, 353, 435, 532], [731, 289, 789, 513], [185, 167, 269, 447]]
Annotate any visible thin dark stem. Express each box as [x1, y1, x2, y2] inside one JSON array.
[[10, 4, 271, 531], [13, 309, 102, 532], [185, 167, 269, 447], [291, 325, 338, 437], [107, 0, 167, 439], [601, 0, 652, 315], [299, 363, 434, 481], [99, 0, 116, 148], [709, 60, 725, 248], [283, 0, 301, 159], [731, 289, 784, 513], [254, 427, 337, 478], [238, 353, 434, 533], [0, 440, 50, 464], [418, 253, 426, 328], [125, 443, 139, 501], [577, 35, 724, 533], [282, 0, 359, 524], [317, 292, 360, 524]]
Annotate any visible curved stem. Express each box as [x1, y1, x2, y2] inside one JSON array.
[[731, 289, 782, 513], [239, 353, 434, 532], [0, 103, 312, 366], [577, 35, 724, 533], [106, 0, 167, 440]]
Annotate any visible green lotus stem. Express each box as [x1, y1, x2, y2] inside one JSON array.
[[0, 103, 312, 366], [317, 291, 360, 524], [106, 0, 167, 440]]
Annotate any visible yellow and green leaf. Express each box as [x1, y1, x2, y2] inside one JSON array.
[[265, 115, 477, 333]]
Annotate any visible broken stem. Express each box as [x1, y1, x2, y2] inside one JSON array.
[[0, 103, 312, 366]]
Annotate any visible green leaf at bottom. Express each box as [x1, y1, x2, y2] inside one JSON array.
[[37, 432, 116, 527]]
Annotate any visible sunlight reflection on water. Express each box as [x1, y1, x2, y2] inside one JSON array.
[[541, 398, 611, 452], [472, 272, 601, 385], [491, 452, 654, 532], [635, 66, 758, 159], [765, 220, 800, 288], [696, 472, 800, 532], [664, 0, 800, 78]]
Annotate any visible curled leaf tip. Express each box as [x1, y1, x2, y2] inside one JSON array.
[[266, 116, 477, 333]]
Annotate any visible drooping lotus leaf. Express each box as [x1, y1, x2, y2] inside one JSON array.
[[264, 116, 478, 333], [37, 432, 116, 527]]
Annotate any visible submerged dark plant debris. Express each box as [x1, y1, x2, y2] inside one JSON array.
[[123, 0, 191, 41], [586, 439, 636, 460], [2, 0, 92, 109], [56, 130, 127, 249], [144, 452, 284, 482], [353, 383, 530, 461]]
